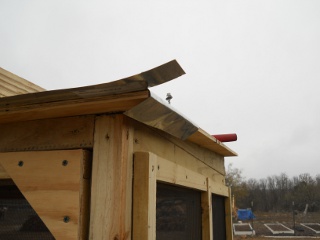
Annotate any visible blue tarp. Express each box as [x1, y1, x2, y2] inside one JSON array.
[[237, 209, 256, 220]]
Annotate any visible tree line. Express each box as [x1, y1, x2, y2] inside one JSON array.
[[226, 164, 320, 212]]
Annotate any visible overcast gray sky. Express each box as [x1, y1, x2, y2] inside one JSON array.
[[1, 1, 320, 180]]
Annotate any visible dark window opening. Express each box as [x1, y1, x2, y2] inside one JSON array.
[[0, 179, 55, 240], [212, 193, 226, 240], [156, 182, 202, 240]]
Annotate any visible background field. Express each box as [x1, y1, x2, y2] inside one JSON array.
[[233, 211, 320, 240]]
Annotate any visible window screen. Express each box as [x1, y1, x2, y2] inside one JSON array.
[[156, 182, 201, 240], [212, 193, 226, 240], [0, 179, 55, 240]]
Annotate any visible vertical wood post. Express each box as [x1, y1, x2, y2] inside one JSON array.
[[132, 152, 157, 240], [89, 115, 133, 240], [225, 188, 234, 240], [201, 178, 213, 240]]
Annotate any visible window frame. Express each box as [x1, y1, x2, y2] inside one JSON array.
[[132, 151, 232, 240]]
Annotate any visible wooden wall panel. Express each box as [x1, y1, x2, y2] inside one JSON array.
[[0, 149, 91, 240], [132, 120, 226, 185], [89, 115, 133, 240], [0, 116, 95, 152]]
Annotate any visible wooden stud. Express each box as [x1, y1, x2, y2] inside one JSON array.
[[225, 188, 234, 240], [133, 152, 157, 240], [0, 149, 91, 240], [201, 178, 213, 240], [89, 115, 133, 240]]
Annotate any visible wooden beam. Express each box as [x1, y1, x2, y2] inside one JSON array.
[[89, 115, 133, 240], [133, 152, 157, 240], [0, 149, 91, 240], [156, 155, 207, 191], [0, 59, 184, 123], [209, 178, 229, 197], [0, 91, 149, 124], [0, 116, 95, 152]]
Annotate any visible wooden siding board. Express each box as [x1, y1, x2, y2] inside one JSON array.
[[132, 120, 226, 179], [0, 116, 95, 152]]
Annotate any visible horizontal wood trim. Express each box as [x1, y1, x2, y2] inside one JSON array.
[[0, 91, 149, 124], [187, 128, 237, 157], [0, 115, 95, 152], [132, 119, 226, 181], [209, 179, 229, 197], [156, 155, 207, 191]]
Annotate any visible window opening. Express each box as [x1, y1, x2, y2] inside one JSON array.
[[212, 193, 226, 240], [156, 182, 202, 240]]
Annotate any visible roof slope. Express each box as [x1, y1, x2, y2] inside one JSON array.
[[0, 67, 45, 97], [0, 60, 236, 156]]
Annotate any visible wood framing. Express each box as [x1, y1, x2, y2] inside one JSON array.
[[133, 152, 157, 240], [132, 119, 227, 185], [132, 151, 232, 240], [0, 91, 149, 124], [0, 115, 95, 152], [0, 149, 91, 240], [0, 60, 237, 240], [89, 115, 133, 240], [156, 155, 207, 191], [225, 188, 234, 240], [201, 178, 213, 240]]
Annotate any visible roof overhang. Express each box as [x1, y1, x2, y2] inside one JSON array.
[[0, 60, 237, 157]]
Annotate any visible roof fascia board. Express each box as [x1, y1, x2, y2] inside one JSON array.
[[124, 93, 237, 157]]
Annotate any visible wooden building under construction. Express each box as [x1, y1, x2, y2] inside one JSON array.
[[0, 61, 237, 240]]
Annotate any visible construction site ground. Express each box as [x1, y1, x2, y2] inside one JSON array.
[[233, 211, 320, 240]]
